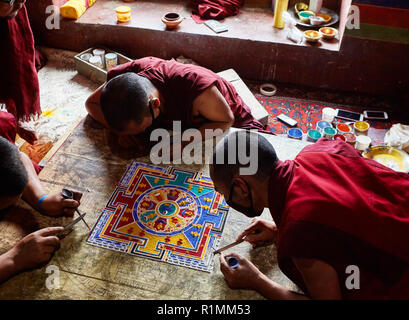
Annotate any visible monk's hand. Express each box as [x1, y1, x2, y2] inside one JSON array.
[[7, 227, 63, 272], [236, 217, 277, 248], [39, 191, 82, 217], [219, 253, 263, 290]]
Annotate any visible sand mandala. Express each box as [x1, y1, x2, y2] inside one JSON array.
[[87, 161, 229, 272]]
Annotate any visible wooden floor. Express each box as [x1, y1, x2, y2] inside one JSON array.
[[0, 117, 310, 299]]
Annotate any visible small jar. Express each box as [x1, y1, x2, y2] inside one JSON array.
[[116, 6, 131, 22], [89, 55, 103, 69], [105, 53, 118, 71]]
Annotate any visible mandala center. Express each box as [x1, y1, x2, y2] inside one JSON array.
[[156, 201, 178, 218], [135, 187, 198, 234]]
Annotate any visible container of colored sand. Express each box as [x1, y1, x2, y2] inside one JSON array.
[[323, 126, 337, 139], [287, 128, 303, 140], [307, 129, 322, 142]]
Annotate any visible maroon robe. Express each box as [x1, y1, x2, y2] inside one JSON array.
[[0, 5, 41, 121], [268, 138, 409, 299], [107, 57, 266, 132], [0, 111, 41, 174], [190, 0, 244, 24]]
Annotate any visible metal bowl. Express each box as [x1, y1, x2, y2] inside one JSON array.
[[363, 146, 409, 173], [295, 2, 309, 14]]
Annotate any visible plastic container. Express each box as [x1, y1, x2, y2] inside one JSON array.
[[343, 133, 356, 146], [307, 129, 322, 142], [287, 128, 303, 140], [105, 53, 118, 71], [334, 134, 346, 142], [336, 123, 352, 134], [116, 6, 131, 22], [323, 126, 337, 139], [354, 121, 370, 136], [309, 0, 323, 13], [89, 55, 102, 69], [316, 120, 332, 133], [92, 48, 106, 68], [322, 107, 336, 122], [355, 135, 372, 151]]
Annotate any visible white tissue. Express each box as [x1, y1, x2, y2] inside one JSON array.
[[282, 11, 303, 44]]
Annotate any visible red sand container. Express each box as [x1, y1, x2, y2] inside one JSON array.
[[343, 133, 356, 146], [334, 134, 346, 142]]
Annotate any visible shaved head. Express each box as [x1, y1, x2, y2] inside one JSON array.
[[210, 131, 278, 189], [0, 137, 27, 197], [100, 72, 154, 132]]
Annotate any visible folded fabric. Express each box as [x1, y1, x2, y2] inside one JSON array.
[[190, 0, 244, 24], [60, 0, 97, 20]]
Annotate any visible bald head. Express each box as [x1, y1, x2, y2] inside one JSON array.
[[100, 72, 154, 132], [210, 131, 278, 189]]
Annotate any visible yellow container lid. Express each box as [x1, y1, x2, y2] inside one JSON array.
[[115, 6, 131, 14]]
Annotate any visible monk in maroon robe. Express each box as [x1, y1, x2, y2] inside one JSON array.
[[86, 57, 267, 154], [0, 1, 41, 122], [210, 131, 409, 299]]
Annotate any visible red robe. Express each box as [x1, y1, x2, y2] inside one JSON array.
[[0, 5, 41, 121], [190, 0, 244, 24], [268, 138, 409, 299], [107, 57, 266, 132], [0, 111, 41, 174]]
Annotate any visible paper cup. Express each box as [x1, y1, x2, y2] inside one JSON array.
[[355, 135, 371, 151], [322, 107, 336, 122]]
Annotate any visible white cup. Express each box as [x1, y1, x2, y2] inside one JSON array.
[[355, 135, 371, 151], [322, 107, 336, 122]]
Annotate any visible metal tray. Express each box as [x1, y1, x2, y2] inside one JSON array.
[[289, 7, 339, 28]]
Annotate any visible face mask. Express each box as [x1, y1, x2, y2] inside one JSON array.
[[226, 179, 263, 217]]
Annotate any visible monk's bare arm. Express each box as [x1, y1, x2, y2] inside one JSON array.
[[188, 85, 234, 143], [293, 258, 343, 300], [85, 84, 109, 128]]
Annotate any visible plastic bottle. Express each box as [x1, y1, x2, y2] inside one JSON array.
[[273, 0, 289, 29], [309, 0, 323, 13]]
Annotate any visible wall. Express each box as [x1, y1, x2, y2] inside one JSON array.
[[346, 0, 409, 44]]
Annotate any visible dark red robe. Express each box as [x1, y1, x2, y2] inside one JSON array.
[[0, 111, 41, 174], [0, 5, 41, 121], [107, 57, 266, 132], [190, 0, 244, 24], [268, 138, 409, 299]]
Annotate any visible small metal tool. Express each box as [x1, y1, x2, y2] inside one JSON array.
[[213, 238, 245, 255], [61, 188, 91, 230], [57, 212, 87, 238]]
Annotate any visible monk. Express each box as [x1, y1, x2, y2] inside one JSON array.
[[210, 131, 409, 299], [0, 137, 82, 282], [85, 57, 267, 154], [1, 0, 41, 144]]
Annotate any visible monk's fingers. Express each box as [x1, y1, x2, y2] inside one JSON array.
[[219, 254, 231, 273], [36, 227, 64, 237]]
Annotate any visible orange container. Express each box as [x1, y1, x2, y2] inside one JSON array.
[[116, 6, 131, 22]]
